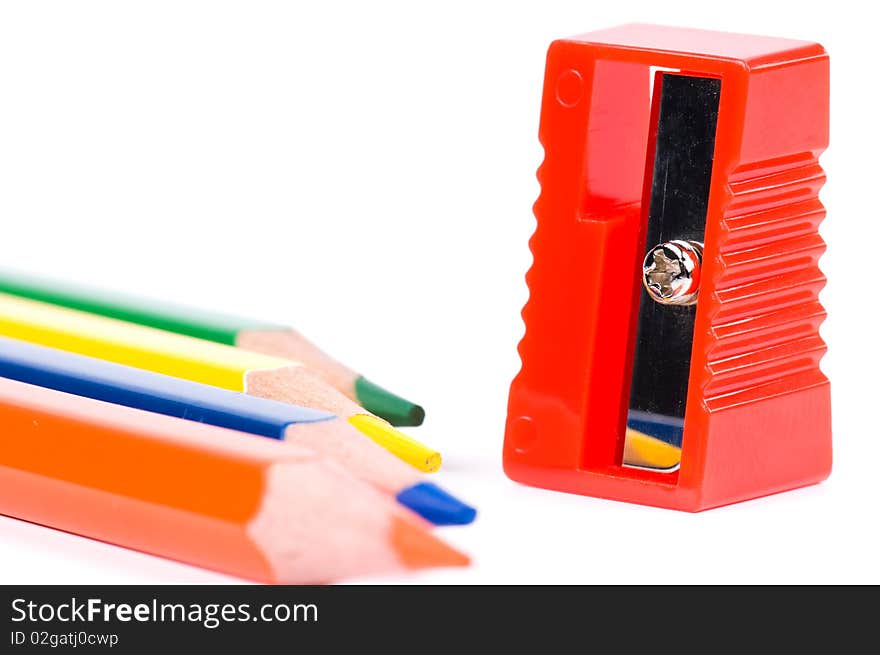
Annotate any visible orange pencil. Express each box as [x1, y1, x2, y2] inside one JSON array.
[[0, 377, 469, 583]]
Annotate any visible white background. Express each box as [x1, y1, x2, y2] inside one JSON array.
[[0, 1, 876, 584]]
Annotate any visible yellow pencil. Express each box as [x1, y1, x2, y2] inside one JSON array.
[[623, 428, 682, 470], [0, 292, 440, 472]]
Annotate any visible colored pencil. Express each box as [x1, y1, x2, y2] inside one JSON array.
[[0, 268, 424, 426], [0, 377, 469, 583], [623, 428, 682, 470], [0, 292, 440, 472], [0, 336, 475, 525]]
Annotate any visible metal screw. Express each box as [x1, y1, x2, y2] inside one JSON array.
[[642, 240, 703, 306]]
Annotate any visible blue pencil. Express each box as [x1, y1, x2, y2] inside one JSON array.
[[0, 336, 475, 526]]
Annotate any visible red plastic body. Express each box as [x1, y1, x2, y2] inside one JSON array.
[[503, 24, 831, 511]]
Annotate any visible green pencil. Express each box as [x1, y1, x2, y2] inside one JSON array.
[[0, 269, 425, 427]]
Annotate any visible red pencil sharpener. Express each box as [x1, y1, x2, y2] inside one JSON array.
[[503, 24, 831, 511]]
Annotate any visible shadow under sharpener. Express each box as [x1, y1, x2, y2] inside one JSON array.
[[503, 24, 831, 511]]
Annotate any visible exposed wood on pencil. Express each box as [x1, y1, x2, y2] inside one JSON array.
[[245, 364, 364, 418], [238, 328, 360, 400], [282, 419, 427, 493], [237, 328, 425, 426]]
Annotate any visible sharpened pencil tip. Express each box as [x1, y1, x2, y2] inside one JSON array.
[[348, 414, 442, 473], [396, 482, 477, 526], [423, 451, 442, 473], [402, 403, 426, 427], [354, 377, 425, 427], [391, 515, 471, 571]]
